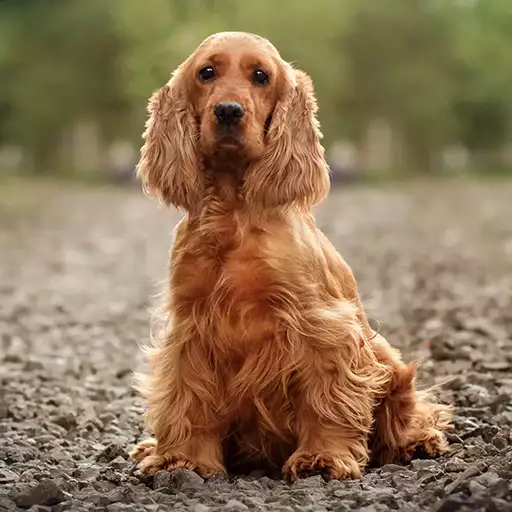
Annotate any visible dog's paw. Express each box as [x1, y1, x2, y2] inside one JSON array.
[[403, 428, 450, 461], [130, 438, 226, 479], [283, 451, 361, 482], [138, 453, 222, 479], [130, 438, 157, 462]]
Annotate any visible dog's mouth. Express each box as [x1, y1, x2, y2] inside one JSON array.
[[215, 135, 244, 151]]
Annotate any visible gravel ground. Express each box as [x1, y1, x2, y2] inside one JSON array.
[[1, 179, 512, 512]]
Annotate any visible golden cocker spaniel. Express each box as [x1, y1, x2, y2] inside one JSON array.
[[130, 32, 452, 482]]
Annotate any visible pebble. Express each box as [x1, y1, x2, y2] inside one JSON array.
[[380, 464, 409, 474], [493, 434, 509, 450], [194, 505, 211, 512], [225, 499, 249, 510], [14, 479, 68, 508], [153, 470, 172, 490], [410, 459, 438, 472], [0, 468, 20, 483], [481, 361, 511, 371], [169, 469, 204, 492], [445, 458, 468, 473], [468, 479, 486, 496], [52, 413, 78, 431], [96, 443, 127, 463], [110, 456, 129, 470]]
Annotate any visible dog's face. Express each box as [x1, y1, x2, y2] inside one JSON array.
[[137, 32, 330, 211], [190, 35, 282, 165]]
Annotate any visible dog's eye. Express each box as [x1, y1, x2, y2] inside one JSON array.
[[253, 69, 269, 85], [199, 66, 215, 82]]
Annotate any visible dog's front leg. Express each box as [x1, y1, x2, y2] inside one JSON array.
[[130, 334, 226, 479], [283, 339, 380, 482]]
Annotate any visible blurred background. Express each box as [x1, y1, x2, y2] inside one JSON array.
[[1, 0, 512, 182]]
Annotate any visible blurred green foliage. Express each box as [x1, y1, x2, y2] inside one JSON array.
[[1, 0, 512, 175]]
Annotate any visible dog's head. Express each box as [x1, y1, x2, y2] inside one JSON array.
[[137, 31, 330, 211]]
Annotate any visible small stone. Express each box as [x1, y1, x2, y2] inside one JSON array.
[[102, 468, 122, 484], [258, 476, 278, 489], [447, 442, 463, 452], [0, 495, 16, 510], [33, 434, 56, 446], [474, 471, 501, 488], [500, 411, 512, 425], [99, 412, 117, 425], [490, 498, 512, 512], [358, 506, 382, 512], [490, 478, 510, 498], [3, 353, 22, 363], [368, 488, 396, 506], [445, 376, 465, 391], [82, 417, 104, 432], [485, 444, 499, 455], [0, 399, 10, 419], [475, 424, 500, 442], [92, 480, 117, 494], [428, 337, 451, 360], [493, 434, 509, 450], [52, 413, 78, 431], [194, 505, 210, 512], [152, 470, 171, 490], [133, 469, 152, 486], [95, 443, 127, 463], [481, 361, 510, 371], [168, 468, 204, 492], [462, 384, 491, 406], [234, 478, 263, 492], [465, 445, 485, 458], [23, 360, 44, 371], [458, 417, 479, 430], [116, 368, 132, 379], [445, 464, 482, 494], [14, 479, 67, 508], [331, 488, 351, 499], [436, 494, 469, 512], [109, 456, 128, 470], [445, 458, 468, 473], [225, 499, 249, 511], [294, 475, 325, 487], [410, 459, 438, 472], [468, 479, 486, 496], [74, 465, 100, 482], [105, 487, 133, 504], [334, 503, 358, 512], [0, 468, 20, 483], [380, 464, 409, 473]]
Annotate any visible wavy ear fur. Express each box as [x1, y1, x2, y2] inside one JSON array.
[[137, 67, 202, 211], [244, 66, 331, 209]]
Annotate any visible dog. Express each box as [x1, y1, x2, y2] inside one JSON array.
[[130, 31, 452, 482]]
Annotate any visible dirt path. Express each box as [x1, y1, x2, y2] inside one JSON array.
[[1, 180, 512, 511]]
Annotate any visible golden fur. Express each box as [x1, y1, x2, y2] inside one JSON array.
[[130, 32, 452, 481]]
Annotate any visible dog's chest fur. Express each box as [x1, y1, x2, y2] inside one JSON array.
[[172, 203, 300, 458], [175, 203, 295, 349]]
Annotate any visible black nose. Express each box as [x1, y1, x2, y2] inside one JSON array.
[[214, 101, 244, 125]]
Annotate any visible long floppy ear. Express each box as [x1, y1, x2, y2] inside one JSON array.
[[136, 67, 202, 211], [244, 66, 331, 209]]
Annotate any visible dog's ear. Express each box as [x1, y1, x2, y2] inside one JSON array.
[[244, 65, 330, 209], [137, 66, 202, 211]]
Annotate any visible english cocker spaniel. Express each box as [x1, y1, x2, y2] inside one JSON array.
[[130, 32, 452, 481]]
